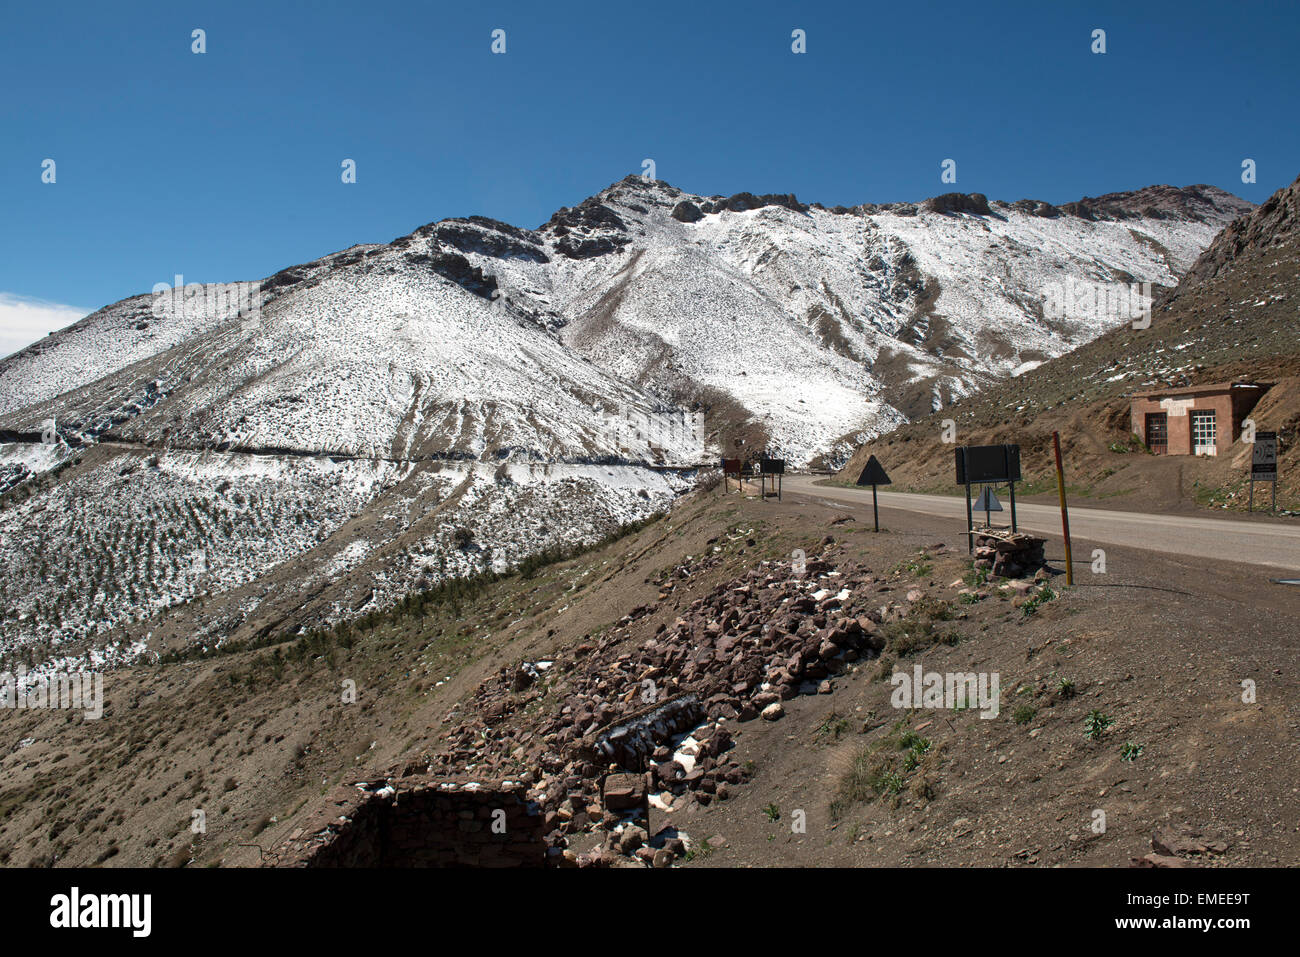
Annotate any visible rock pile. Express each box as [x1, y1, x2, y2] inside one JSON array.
[[1130, 828, 1230, 868], [972, 531, 1047, 578], [423, 546, 892, 865]]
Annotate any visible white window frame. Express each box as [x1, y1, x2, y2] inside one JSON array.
[[1191, 409, 1217, 456]]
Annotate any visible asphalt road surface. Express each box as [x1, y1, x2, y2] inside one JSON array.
[[786, 476, 1300, 573]]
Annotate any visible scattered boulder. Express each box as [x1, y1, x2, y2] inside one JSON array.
[[671, 200, 704, 223]]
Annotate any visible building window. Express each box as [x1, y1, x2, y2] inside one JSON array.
[[1191, 409, 1216, 455]]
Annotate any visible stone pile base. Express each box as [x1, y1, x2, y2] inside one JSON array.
[[973, 530, 1046, 578]]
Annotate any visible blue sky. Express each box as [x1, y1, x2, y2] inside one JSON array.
[[1, 0, 1297, 354]]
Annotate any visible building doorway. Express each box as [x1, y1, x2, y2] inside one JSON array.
[[1191, 409, 1217, 455], [1145, 412, 1168, 454]]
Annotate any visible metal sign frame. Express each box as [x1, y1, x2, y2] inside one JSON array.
[[759, 458, 784, 501], [721, 457, 743, 493], [1248, 431, 1278, 514], [956, 445, 1020, 553]]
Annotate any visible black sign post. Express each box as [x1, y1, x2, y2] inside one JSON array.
[[759, 457, 785, 501], [721, 457, 743, 493], [955, 444, 1022, 552], [855, 455, 891, 532], [960, 448, 974, 553], [1249, 431, 1278, 515]]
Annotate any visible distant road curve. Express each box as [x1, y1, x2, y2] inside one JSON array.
[[786, 476, 1300, 573]]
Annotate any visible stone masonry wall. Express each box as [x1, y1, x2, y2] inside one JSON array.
[[265, 776, 545, 868]]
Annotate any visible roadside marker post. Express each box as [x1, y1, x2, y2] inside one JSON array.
[[973, 486, 1002, 527], [855, 456, 892, 532], [1053, 431, 1073, 587]]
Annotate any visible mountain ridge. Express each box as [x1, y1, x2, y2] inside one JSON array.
[[1, 176, 1251, 468]]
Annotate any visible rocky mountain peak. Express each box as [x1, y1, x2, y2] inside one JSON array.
[[1169, 174, 1300, 297]]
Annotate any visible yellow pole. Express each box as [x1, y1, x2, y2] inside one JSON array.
[[1053, 431, 1073, 586]]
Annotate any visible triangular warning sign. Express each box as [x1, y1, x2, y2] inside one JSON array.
[[855, 456, 891, 486], [973, 487, 1002, 512]]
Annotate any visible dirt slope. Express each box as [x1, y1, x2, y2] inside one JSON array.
[[5, 482, 1296, 868]]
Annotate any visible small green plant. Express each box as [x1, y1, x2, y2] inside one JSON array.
[[899, 732, 931, 771], [898, 730, 930, 752], [1120, 741, 1144, 762], [963, 564, 989, 587], [684, 838, 714, 862], [892, 554, 933, 577], [814, 711, 850, 742], [1056, 676, 1077, 699], [1021, 586, 1057, 616], [875, 653, 896, 681], [1084, 710, 1114, 740], [1012, 705, 1036, 725], [763, 803, 781, 822], [959, 591, 984, 605], [875, 769, 905, 794], [830, 722, 937, 818]]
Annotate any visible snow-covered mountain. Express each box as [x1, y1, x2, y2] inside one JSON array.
[[1, 176, 1249, 466], [0, 176, 1250, 666], [539, 179, 1248, 462]]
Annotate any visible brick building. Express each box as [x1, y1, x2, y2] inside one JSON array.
[[1129, 382, 1270, 456]]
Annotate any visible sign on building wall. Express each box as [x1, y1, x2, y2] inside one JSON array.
[[1158, 397, 1195, 417]]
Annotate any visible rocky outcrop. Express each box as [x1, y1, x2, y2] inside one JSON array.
[[542, 199, 634, 259], [671, 200, 704, 223], [403, 249, 499, 299], [1166, 174, 1300, 300], [423, 216, 550, 263], [1010, 199, 1061, 218], [697, 192, 809, 215], [924, 192, 993, 216]]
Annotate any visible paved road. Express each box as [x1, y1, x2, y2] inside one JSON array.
[[786, 476, 1300, 573]]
